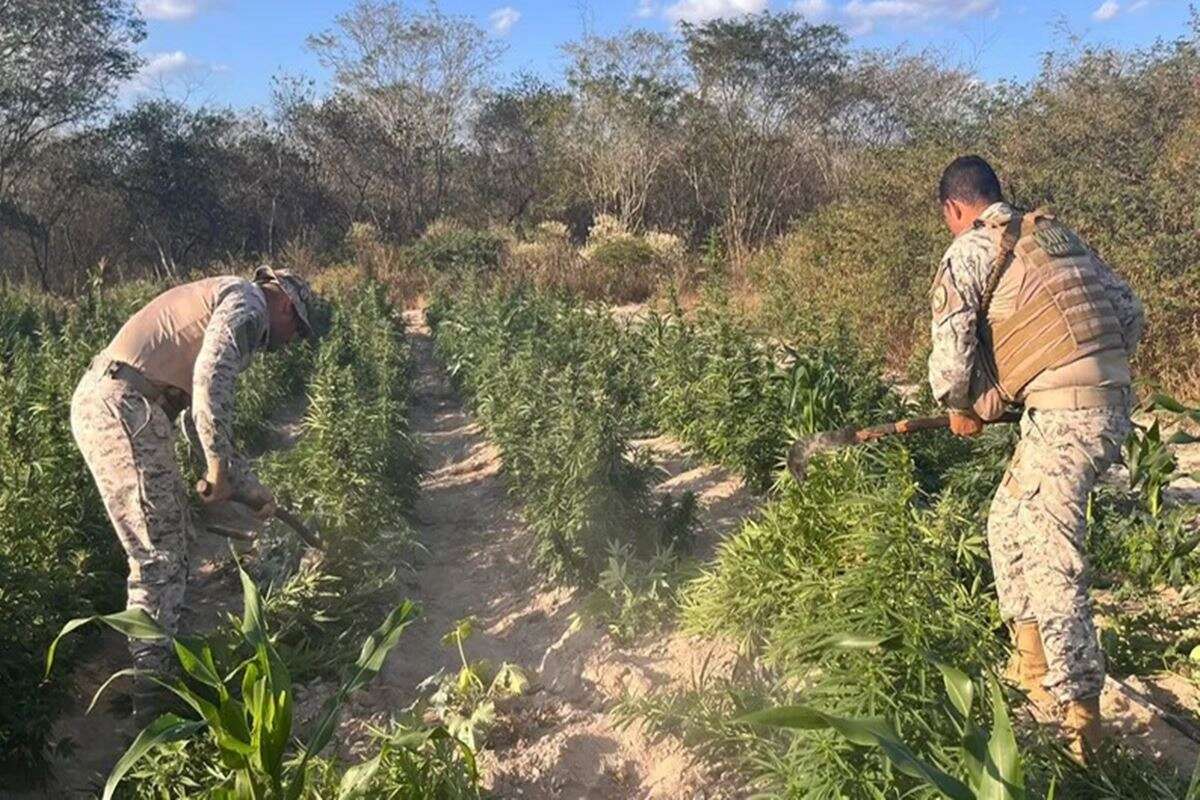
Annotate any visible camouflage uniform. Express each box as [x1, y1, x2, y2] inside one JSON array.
[[929, 202, 1144, 703], [71, 280, 271, 675]]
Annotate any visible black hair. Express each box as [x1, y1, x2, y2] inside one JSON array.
[[938, 155, 1003, 206]]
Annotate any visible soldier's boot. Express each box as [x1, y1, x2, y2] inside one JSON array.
[[1011, 620, 1057, 711], [1064, 696, 1103, 764]]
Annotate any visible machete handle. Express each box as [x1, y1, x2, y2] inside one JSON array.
[[854, 410, 1022, 443]]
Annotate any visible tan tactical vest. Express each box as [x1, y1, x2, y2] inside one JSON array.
[[103, 276, 257, 396], [976, 210, 1127, 410]]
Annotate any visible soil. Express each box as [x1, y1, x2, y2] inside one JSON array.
[[336, 310, 753, 799], [15, 306, 1200, 798]]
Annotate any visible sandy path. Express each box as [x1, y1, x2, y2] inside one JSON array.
[[341, 310, 752, 799]]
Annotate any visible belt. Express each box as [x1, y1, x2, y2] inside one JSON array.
[[1024, 385, 1131, 411], [93, 357, 189, 418]]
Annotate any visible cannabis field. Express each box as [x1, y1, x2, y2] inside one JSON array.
[[6, 4, 1200, 796], [5, 232, 1198, 798]]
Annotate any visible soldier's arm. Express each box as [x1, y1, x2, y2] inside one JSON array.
[[927, 239, 989, 412], [192, 284, 270, 501], [1096, 262, 1144, 357]]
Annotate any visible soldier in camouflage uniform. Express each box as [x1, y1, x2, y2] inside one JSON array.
[[928, 156, 1143, 759], [71, 266, 314, 719]]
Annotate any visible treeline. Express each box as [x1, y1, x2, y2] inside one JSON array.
[[3, 1, 1199, 391]]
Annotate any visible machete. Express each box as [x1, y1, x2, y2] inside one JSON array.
[[195, 479, 325, 550], [787, 411, 1023, 484]]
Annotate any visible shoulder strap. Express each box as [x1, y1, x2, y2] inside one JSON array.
[[981, 214, 1023, 316]]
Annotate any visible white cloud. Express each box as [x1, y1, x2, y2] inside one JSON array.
[[141, 50, 196, 79], [842, 0, 997, 34], [664, 0, 768, 24], [489, 6, 521, 35], [1092, 0, 1120, 20], [794, 0, 833, 18], [636, 0, 658, 18], [125, 50, 213, 96], [137, 0, 201, 21]]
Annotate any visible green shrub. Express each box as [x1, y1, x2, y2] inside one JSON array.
[[429, 282, 660, 581], [585, 235, 658, 271], [409, 223, 506, 272], [640, 302, 899, 489]]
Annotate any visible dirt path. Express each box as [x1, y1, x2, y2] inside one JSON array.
[[341, 310, 753, 799]]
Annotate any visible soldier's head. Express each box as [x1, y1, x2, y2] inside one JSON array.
[[939, 155, 1004, 236], [254, 266, 314, 349]]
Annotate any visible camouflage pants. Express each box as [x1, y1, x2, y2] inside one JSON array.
[[71, 362, 190, 673], [987, 404, 1131, 703]]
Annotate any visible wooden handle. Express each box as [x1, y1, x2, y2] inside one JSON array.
[[196, 478, 214, 498], [856, 416, 950, 442], [855, 411, 1022, 443]]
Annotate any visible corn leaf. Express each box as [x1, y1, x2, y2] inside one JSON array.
[[977, 678, 1024, 800], [45, 608, 166, 678], [102, 714, 206, 800]]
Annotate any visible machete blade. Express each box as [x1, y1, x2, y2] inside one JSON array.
[[787, 427, 859, 484]]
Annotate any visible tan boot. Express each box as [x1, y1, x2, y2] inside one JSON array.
[[1064, 696, 1102, 763], [1012, 620, 1057, 710]]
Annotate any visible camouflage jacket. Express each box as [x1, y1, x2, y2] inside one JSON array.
[[928, 202, 1144, 412]]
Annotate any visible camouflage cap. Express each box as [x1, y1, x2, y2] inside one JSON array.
[[254, 265, 314, 336]]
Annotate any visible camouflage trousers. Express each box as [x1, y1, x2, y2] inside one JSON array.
[[71, 361, 190, 674], [987, 403, 1131, 703]]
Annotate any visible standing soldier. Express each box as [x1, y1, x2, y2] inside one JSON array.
[[70, 266, 314, 719], [928, 156, 1143, 760]]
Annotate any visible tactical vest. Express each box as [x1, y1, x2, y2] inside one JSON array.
[[103, 276, 261, 397], [978, 210, 1126, 405]]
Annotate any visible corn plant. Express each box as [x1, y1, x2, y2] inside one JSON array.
[[44, 561, 418, 800], [1125, 393, 1200, 518], [742, 639, 1025, 800]]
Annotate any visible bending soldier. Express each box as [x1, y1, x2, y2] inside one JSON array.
[[70, 266, 314, 719], [929, 156, 1143, 760]]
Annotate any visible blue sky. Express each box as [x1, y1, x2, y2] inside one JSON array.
[[128, 0, 1193, 108]]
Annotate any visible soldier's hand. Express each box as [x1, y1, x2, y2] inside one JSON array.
[[198, 462, 234, 504], [949, 410, 985, 438], [246, 483, 277, 522]]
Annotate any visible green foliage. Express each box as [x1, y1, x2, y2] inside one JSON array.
[[263, 283, 418, 538], [44, 561, 419, 799], [421, 618, 528, 752], [0, 283, 159, 772], [585, 236, 658, 271], [429, 282, 658, 581], [640, 301, 898, 488], [578, 542, 687, 643], [742, 656, 1026, 800], [409, 224, 507, 272]]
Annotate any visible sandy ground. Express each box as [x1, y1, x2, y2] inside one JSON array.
[[336, 310, 755, 799]]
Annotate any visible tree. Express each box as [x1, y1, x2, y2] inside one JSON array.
[[680, 12, 848, 257], [562, 30, 684, 230], [469, 76, 571, 228], [306, 0, 502, 229], [0, 0, 144, 285]]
